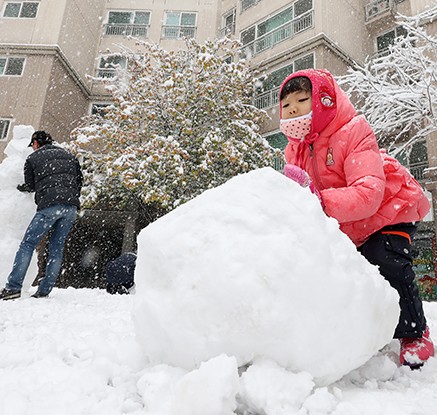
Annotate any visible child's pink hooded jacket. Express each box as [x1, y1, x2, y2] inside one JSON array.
[[280, 69, 429, 246]]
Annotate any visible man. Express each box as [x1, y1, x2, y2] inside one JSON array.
[[0, 130, 82, 300]]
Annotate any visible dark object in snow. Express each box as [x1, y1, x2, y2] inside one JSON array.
[[31, 291, 49, 298], [0, 288, 21, 301], [17, 183, 32, 192], [105, 252, 136, 295]]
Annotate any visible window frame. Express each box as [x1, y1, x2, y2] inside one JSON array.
[[221, 8, 236, 36], [162, 11, 197, 39], [96, 55, 127, 79], [90, 103, 111, 116], [107, 10, 151, 25], [375, 25, 408, 54], [0, 56, 26, 76], [2, 1, 40, 18], [105, 10, 151, 37], [0, 118, 12, 141]]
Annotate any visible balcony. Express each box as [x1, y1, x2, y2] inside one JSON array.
[[161, 26, 196, 39], [104, 24, 149, 37], [241, 11, 313, 58], [365, 0, 406, 22], [254, 87, 280, 110], [409, 162, 428, 182]]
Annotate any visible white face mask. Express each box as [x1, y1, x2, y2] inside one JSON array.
[[280, 112, 312, 141]]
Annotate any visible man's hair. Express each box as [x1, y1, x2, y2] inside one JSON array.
[[280, 76, 312, 101], [31, 130, 53, 146]]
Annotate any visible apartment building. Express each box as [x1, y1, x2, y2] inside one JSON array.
[[1, 0, 436, 279]]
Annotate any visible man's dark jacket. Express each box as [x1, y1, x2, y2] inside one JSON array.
[[22, 144, 83, 210]]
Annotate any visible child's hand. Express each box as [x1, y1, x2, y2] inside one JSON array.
[[284, 164, 311, 187], [284, 164, 323, 204]]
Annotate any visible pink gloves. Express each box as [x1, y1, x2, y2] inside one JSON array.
[[284, 164, 322, 203]]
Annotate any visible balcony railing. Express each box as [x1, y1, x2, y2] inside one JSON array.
[[104, 23, 149, 37], [254, 87, 280, 109], [272, 156, 285, 172], [219, 23, 236, 38], [365, 0, 405, 22], [241, 11, 313, 58], [96, 68, 117, 79], [161, 26, 196, 39], [409, 162, 428, 182]]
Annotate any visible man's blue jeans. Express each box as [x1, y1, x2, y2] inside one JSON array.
[[6, 204, 77, 295]]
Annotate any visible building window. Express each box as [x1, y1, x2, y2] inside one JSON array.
[[254, 53, 314, 109], [365, 0, 406, 21], [241, 0, 261, 13], [96, 56, 127, 79], [0, 119, 11, 140], [0, 56, 25, 76], [219, 9, 236, 37], [3, 1, 39, 18], [162, 12, 197, 39], [105, 10, 150, 37], [376, 26, 407, 55], [90, 103, 111, 116], [241, 0, 313, 57]]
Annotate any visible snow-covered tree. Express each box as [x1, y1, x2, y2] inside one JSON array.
[[338, 9, 437, 155], [70, 37, 280, 221]]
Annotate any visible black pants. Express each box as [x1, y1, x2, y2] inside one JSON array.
[[105, 253, 136, 295], [358, 223, 426, 339]]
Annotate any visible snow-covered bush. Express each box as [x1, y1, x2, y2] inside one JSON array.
[[339, 9, 437, 154], [69, 37, 280, 220]]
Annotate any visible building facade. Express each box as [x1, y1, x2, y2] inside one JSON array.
[[1, 0, 436, 280]]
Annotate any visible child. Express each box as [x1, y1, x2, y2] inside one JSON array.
[[279, 68, 434, 368]]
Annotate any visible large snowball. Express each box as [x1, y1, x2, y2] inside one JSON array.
[[133, 167, 399, 385]]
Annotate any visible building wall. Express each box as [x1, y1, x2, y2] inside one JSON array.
[[92, 0, 221, 97], [58, 0, 106, 87], [0, 50, 54, 156], [40, 57, 90, 139], [1, 0, 436, 158], [0, 0, 105, 158]]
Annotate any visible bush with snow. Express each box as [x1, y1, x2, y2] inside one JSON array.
[[69, 37, 279, 222]]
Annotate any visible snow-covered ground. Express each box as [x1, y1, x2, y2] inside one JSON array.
[[1, 127, 437, 414], [1, 290, 436, 415]]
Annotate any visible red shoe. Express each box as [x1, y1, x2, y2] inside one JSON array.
[[400, 326, 435, 368]]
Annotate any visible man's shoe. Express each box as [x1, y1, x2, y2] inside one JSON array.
[[31, 291, 49, 298], [400, 326, 435, 369], [0, 288, 21, 301]]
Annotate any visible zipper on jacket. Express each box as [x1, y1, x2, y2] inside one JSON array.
[[309, 144, 324, 190]]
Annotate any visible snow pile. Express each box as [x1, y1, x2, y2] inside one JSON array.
[[133, 167, 400, 385], [0, 125, 37, 288]]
